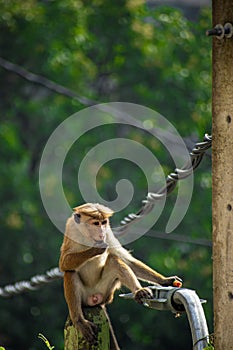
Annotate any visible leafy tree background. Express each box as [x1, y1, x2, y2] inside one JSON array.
[[0, 1, 212, 349]]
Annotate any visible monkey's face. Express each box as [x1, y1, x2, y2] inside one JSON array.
[[85, 218, 109, 243], [73, 212, 109, 245]]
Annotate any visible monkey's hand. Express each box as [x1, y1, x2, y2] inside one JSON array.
[[161, 276, 183, 288], [134, 287, 154, 305], [76, 318, 98, 344]]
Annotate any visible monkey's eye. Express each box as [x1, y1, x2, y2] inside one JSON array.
[[74, 213, 81, 224], [93, 221, 100, 226], [102, 220, 107, 225]]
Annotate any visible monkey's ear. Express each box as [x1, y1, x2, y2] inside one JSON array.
[[74, 213, 81, 224]]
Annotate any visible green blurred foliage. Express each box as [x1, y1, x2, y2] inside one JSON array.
[[0, 1, 212, 349]]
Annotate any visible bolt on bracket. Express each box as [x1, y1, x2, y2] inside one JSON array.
[[206, 23, 233, 39]]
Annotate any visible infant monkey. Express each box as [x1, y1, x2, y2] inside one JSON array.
[[59, 203, 182, 344]]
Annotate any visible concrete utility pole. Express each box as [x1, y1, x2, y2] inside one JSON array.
[[212, 1, 233, 349]]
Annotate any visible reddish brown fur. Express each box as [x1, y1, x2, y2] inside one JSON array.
[[59, 203, 182, 345]]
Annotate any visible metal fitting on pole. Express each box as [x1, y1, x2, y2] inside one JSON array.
[[206, 22, 233, 39], [120, 286, 209, 349], [172, 288, 209, 349]]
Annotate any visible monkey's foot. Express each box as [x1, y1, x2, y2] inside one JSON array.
[[134, 287, 153, 304], [76, 319, 98, 344], [162, 276, 183, 287]]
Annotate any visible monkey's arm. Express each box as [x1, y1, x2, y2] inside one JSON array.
[[59, 247, 105, 271], [126, 257, 182, 286]]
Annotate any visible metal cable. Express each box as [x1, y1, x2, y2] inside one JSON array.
[[0, 134, 211, 297], [0, 268, 63, 297], [0, 57, 96, 106], [116, 133, 212, 233]]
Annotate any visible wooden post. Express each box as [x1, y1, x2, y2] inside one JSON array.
[[64, 306, 120, 350], [212, 1, 233, 349]]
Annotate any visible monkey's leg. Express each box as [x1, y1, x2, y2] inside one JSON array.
[[103, 254, 142, 292], [101, 255, 153, 303], [63, 271, 98, 344], [64, 306, 118, 350]]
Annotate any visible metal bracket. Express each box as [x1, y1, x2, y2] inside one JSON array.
[[120, 286, 209, 350], [119, 285, 206, 312]]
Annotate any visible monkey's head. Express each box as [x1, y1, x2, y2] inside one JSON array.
[[72, 203, 114, 245]]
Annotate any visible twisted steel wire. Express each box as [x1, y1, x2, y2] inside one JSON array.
[[0, 268, 63, 297], [0, 134, 211, 297], [117, 133, 212, 233]]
